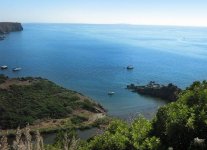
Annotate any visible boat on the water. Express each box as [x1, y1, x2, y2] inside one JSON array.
[[127, 65, 134, 70], [12, 67, 22, 71], [1, 65, 8, 69], [108, 91, 115, 95]]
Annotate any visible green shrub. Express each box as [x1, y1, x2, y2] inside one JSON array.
[[71, 115, 88, 124]]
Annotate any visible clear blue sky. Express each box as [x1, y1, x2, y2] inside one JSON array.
[[1, 0, 207, 26]]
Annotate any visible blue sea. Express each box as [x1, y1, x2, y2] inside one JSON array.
[[1, 24, 207, 119]]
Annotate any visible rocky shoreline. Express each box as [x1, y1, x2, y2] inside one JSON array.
[[127, 81, 182, 102]]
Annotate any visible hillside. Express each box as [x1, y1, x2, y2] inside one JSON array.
[[0, 75, 106, 131]]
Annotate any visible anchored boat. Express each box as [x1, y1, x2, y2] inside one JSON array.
[[127, 65, 134, 70], [12, 67, 22, 71], [108, 91, 115, 95], [1, 65, 8, 70]]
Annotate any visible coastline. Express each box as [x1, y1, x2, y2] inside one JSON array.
[[0, 22, 23, 34], [0, 22, 23, 40], [127, 81, 182, 102]]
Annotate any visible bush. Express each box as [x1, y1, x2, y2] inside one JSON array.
[[152, 81, 207, 149], [71, 115, 88, 125]]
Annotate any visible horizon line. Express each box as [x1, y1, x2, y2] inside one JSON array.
[[2, 21, 207, 28], [19, 22, 207, 28]]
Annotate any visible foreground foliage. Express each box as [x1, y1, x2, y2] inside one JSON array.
[[0, 126, 79, 150], [0, 126, 44, 150], [79, 81, 207, 150]]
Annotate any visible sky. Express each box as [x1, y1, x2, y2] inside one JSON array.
[[0, 0, 207, 26]]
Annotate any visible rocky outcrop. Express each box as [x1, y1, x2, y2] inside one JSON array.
[[127, 81, 182, 102], [0, 22, 23, 34]]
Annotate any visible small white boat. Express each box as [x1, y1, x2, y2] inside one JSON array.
[[108, 91, 115, 95], [127, 65, 134, 70], [1, 65, 8, 69], [12, 67, 22, 71]]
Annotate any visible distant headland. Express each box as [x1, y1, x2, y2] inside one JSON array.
[[0, 22, 23, 34], [0, 22, 23, 40]]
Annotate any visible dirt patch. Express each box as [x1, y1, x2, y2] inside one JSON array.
[[0, 79, 37, 89], [89, 113, 106, 123], [73, 109, 106, 124]]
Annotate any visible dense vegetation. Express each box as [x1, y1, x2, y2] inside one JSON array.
[[0, 75, 104, 129], [1, 79, 207, 150], [73, 81, 206, 150]]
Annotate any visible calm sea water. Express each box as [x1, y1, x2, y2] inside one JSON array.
[[1, 24, 207, 119]]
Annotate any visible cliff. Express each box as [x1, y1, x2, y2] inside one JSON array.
[[0, 22, 23, 34]]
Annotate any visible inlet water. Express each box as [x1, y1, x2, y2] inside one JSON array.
[[1, 24, 207, 119]]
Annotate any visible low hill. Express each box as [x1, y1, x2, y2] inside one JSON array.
[[0, 75, 106, 131]]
